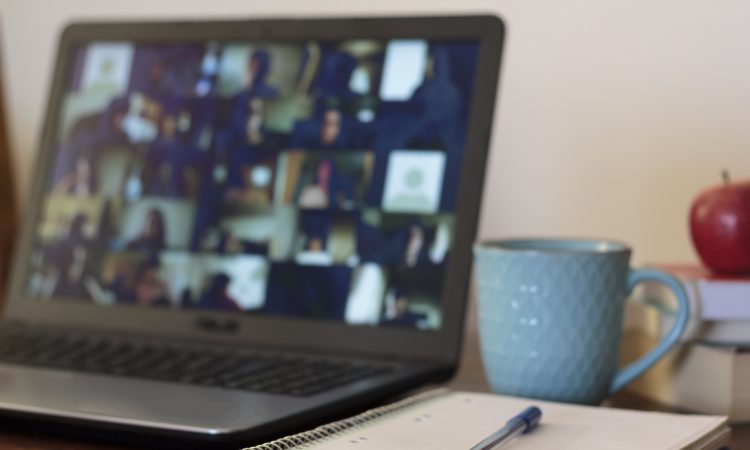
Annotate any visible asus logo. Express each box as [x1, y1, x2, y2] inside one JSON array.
[[195, 317, 240, 334]]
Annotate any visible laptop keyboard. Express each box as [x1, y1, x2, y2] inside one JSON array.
[[0, 327, 394, 397]]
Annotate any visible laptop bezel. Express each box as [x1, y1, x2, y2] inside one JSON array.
[[4, 15, 504, 363]]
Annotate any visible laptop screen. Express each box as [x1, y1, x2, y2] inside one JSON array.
[[25, 38, 479, 331]]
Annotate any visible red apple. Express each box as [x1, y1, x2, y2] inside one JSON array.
[[689, 171, 750, 274]]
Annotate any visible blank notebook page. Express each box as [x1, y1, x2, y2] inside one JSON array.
[[308, 391, 727, 450]]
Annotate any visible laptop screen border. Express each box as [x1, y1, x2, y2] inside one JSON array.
[[4, 16, 504, 363]]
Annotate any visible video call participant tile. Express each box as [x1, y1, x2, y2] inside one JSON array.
[[294, 210, 358, 267], [276, 150, 374, 211], [185, 254, 270, 312], [380, 266, 443, 330], [357, 209, 452, 268], [38, 194, 107, 244], [198, 205, 297, 260], [112, 197, 196, 252], [263, 263, 353, 321], [381, 150, 446, 214]]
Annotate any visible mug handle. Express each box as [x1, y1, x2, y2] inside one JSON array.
[[609, 268, 690, 394]]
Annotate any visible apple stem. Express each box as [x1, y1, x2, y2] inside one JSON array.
[[722, 170, 730, 186]]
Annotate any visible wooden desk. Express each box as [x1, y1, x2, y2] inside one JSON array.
[[0, 315, 747, 448]]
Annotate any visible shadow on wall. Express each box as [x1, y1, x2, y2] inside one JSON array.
[[0, 44, 17, 296]]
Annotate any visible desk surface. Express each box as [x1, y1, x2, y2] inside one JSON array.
[[0, 326, 747, 449]]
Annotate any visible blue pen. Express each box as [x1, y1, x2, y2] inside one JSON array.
[[469, 406, 542, 450]]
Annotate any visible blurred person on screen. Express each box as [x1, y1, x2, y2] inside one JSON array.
[[198, 273, 242, 311], [127, 208, 167, 252]]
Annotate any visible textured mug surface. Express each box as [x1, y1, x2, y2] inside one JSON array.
[[473, 239, 688, 405]]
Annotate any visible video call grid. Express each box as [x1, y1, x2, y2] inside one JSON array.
[[27, 38, 479, 330]]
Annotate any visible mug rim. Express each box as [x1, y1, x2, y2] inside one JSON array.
[[474, 237, 632, 255]]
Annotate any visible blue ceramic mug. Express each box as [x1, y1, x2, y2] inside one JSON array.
[[473, 238, 689, 405]]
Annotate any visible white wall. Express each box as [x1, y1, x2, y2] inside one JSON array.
[[2, 0, 749, 265]]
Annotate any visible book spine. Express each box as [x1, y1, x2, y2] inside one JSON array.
[[242, 389, 449, 450], [629, 297, 750, 345], [643, 264, 750, 320]]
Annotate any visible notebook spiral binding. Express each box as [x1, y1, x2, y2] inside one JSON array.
[[242, 388, 449, 450]]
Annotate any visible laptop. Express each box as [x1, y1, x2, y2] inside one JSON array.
[[0, 15, 504, 445]]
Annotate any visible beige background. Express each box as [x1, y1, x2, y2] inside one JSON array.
[[2, 0, 750, 265]]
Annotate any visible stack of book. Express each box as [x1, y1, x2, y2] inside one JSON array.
[[623, 264, 750, 422]]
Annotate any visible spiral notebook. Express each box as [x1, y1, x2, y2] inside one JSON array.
[[243, 389, 730, 450]]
